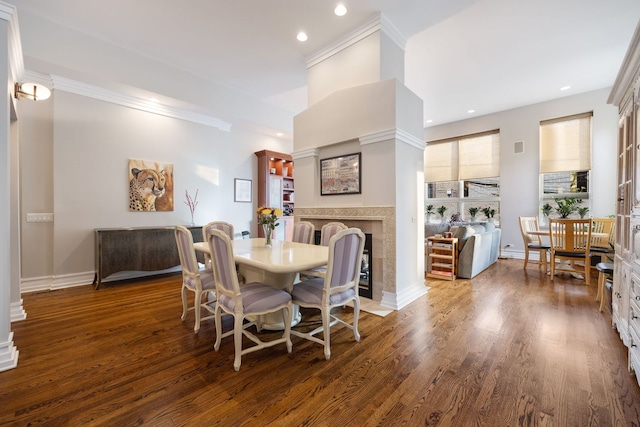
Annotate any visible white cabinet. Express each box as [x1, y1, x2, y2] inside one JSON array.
[[610, 21, 640, 383]]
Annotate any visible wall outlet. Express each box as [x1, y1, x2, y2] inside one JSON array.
[[26, 213, 54, 223]]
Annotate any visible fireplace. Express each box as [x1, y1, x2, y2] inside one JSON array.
[[314, 230, 373, 298], [296, 206, 394, 303]]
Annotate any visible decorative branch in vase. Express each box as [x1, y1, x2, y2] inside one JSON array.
[[184, 189, 199, 226]]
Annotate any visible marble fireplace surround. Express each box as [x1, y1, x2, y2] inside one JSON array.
[[295, 206, 395, 305]]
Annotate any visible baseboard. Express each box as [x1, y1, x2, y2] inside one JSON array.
[[10, 299, 25, 322], [381, 280, 429, 311], [0, 332, 18, 372], [21, 267, 182, 293]]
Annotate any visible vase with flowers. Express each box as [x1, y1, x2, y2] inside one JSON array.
[[184, 189, 199, 226], [256, 206, 282, 248]]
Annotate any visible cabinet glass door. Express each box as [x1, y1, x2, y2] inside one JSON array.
[[269, 176, 283, 210]]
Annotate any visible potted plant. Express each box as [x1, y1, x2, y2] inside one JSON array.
[[468, 206, 480, 221], [554, 197, 581, 218], [577, 206, 589, 218], [437, 205, 448, 224], [425, 204, 435, 223], [482, 207, 496, 223], [540, 202, 553, 226]]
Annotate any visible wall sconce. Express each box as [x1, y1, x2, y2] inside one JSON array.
[[14, 82, 51, 101]]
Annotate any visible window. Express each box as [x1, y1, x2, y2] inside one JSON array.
[[425, 130, 500, 222], [539, 112, 592, 218]]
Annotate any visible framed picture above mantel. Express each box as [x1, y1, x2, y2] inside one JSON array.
[[320, 152, 361, 196]]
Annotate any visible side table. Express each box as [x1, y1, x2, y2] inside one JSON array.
[[426, 237, 458, 280]]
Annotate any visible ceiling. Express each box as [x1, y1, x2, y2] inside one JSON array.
[[8, 0, 640, 134]]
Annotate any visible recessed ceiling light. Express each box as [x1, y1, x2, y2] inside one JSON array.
[[297, 32, 308, 42], [467, 109, 475, 114], [334, 4, 347, 16], [426, 119, 433, 124], [560, 85, 571, 91], [149, 97, 159, 103], [276, 132, 283, 137]]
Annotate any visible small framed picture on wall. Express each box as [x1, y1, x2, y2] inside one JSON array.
[[234, 178, 252, 202]]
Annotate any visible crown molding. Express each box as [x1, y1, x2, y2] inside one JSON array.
[[50, 75, 232, 132], [306, 12, 407, 69], [292, 148, 319, 160], [608, 20, 640, 106], [360, 128, 425, 150], [0, 2, 24, 83]]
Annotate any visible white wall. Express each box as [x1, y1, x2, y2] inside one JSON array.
[[424, 88, 618, 254], [19, 89, 292, 288]]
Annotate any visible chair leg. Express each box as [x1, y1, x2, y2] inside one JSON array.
[[584, 262, 590, 286], [283, 305, 293, 353], [599, 278, 611, 312], [233, 315, 244, 371], [194, 289, 202, 333], [352, 298, 361, 342], [550, 256, 555, 281], [181, 285, 188, 321], [322, 308, 331, 361], [214, 305, 223, 351], [523, 247, 529, 269], [596, 271, 603, 302], [539, 249, 548, 273]]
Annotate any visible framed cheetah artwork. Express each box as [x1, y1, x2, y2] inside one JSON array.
[[128, 159, 174, 212]]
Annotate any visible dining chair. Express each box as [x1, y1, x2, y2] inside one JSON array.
[[202, 221, 246, 284], [590, 217, 615, 265], [207, 229, 293, 371], [300, 222, 348, 279], [292, 221, 315, 244], [319, 222, 348, 246], [548, 218, 592, 285], [174, 225, 216, 333], [596, 262, 614, 311], [518, 216, 550, 272], [291, 228, 365, 360]]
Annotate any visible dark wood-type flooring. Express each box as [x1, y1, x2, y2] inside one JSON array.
[[2, 259, 640, 426]]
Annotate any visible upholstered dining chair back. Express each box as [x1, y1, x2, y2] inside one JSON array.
[[292, 221, 315, 244], [174, 225, 216, 333], [203, 221, 235, 242], [290, 227, 365, 360], [175, 225, 200, 278], [207, 229, 293, 371], [319, 222, 347, 246]]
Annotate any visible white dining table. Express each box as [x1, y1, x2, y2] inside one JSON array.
[[193, 238, 329, 329]]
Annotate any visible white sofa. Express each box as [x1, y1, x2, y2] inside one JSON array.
[[425, 222, 501, 279]]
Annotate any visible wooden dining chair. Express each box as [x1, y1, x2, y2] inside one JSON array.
[[548, 218, 592, 285], [590, 217, 615, 265], [291, 228, 365, 360], [174, 225, 216, 333], [518, 216, 550, 272], [207, 229, 293, 371]]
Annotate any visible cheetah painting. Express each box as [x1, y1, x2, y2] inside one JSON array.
[[128, 159, 174, 212]]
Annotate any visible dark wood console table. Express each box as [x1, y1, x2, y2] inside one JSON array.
[[94, 226, 203, 289]]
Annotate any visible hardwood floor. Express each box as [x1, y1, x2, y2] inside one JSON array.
[[2, 259, 640, 426]]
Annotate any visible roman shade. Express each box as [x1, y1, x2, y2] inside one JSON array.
[[540, 112, 592, 173]]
